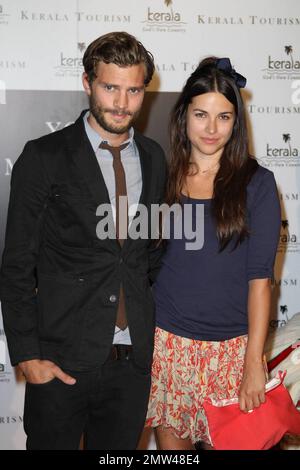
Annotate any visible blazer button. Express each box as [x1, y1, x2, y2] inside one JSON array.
[[109, 294, 117, 303]]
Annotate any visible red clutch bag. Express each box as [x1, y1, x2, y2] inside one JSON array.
[[203, 371, 300, 450]]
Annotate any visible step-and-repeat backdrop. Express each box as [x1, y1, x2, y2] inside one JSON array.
[[0, 0, 299, 449]]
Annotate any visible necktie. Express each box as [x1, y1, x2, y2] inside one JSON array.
[[99, 141, 128, 330]]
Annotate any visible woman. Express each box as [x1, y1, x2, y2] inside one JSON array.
[[145, 57, 281, 450]]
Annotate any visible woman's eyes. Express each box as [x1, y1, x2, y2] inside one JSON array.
[[194, 112, 206, 118], [219, 114, 231, 120], [194, 113, 231, 120]]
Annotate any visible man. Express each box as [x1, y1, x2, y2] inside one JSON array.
[[0, 32, 167, 450]]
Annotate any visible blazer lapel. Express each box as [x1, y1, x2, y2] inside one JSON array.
[[65, 111, 111, 207]]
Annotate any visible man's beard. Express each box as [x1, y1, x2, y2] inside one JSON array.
[[89, 95, 139, 135]]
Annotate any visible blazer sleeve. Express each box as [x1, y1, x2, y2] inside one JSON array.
[[0, 141, 51, 365], [148, 145, 168, 285]]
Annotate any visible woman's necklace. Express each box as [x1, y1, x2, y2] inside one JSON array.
[[198, 161, 220, 174], [190, 161, 220, 176]]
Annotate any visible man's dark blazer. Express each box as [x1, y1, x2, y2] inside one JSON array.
[[0, 111, 167, 371]]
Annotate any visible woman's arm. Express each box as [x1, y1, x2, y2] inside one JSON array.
[[239, 278, 271, 412]]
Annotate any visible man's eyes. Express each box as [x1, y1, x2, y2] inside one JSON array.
[[129, 88, 142, 94], [104, 84, 115, 91], [103, 85, 142, 94]]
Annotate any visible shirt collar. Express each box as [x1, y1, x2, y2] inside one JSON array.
[[83, 110, 135, 153]]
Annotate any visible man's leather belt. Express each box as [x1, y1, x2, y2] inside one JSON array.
[[106, 344, 133, 362]]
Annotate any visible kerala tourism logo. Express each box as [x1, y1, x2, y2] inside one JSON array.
[[262, 46, 300, 80], [0, 59, 26, 70], [279, 192, 299, 202], [248, 104, 300, 115], [277, 220, 300, 254], [77, 42, 86, 53], [270, 305, 290, 329], [257, 134, 300, 168], [0, 4, 10, 25], [196, 15, 300, 26], [0, 338, 11, 383], [272, 277, 298, 288], [19, 9, 130, 23], [20, 10, 69, 21], [0, 416, 23, 424], [54, 43, 86, 78], [142, 0, 186, 33], [74, 11, 130, 23]]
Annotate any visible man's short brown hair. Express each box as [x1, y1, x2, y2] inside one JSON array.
[[83, 31, 155, 85]]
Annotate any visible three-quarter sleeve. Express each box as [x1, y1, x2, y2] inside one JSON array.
[[247, 170, 281, 281]]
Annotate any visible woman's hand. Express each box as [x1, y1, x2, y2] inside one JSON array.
[[238, 360, 266, 413]]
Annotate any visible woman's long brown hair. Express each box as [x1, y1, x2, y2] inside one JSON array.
[[166, 57, 258, 251]]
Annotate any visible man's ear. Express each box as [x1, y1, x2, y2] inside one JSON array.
[[82, 73, 91, 96]]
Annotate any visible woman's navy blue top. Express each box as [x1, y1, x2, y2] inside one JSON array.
[[154, 165, 281, 341]]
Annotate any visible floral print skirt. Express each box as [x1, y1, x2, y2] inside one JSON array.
[[145, 326, 248, 445]]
